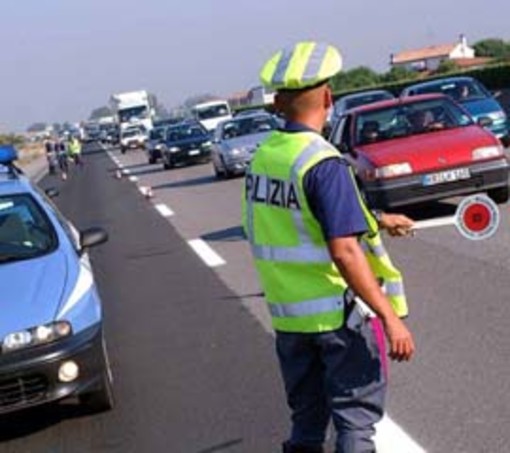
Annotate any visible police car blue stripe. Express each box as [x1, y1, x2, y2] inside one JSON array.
[[302, 42, 329, 82], [269, 295, 343, 318]]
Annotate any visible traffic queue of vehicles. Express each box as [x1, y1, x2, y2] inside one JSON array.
[[1, 75, 508, 420], [0, 146, 113, 416], [126, 76, 510, 210]]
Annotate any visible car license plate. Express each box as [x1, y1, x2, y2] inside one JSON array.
[[188, 149, 200, 156], [422, 168, 471, 186]]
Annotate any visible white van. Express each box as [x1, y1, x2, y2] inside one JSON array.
[[191, 100, 232, 134]]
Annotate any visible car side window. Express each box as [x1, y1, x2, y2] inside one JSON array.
[[341, 115, 352, 146], [330, 116, 346, 146]]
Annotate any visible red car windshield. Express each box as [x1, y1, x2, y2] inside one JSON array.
[[354, 98, 473, 146]]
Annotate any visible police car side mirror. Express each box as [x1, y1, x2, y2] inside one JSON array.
[[80, 227, 108, 250], [45, 188, 59, 198]]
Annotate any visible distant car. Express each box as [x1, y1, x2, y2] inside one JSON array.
[[145, 126, 168, 164], [234, 108, 268, 117], [329, 94, 510, 209], [160, 121, 212, 169], [0, 145, 113, 415], [120, 125, 147, 154], [98, 124, 119, 146], [211, 113, 279, 178], [401, 76, 509, 145], [329, 90, 395, 131]]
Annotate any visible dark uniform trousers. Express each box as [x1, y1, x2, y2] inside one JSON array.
[[276, 316, 387, 453]]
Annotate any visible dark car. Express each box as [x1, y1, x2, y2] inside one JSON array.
[[327, 90, 395, 136], [329, 94, 510, 209], [161, 121, 212, 169], [145, 126, 168, 164]]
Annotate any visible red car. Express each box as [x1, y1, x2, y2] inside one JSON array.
[[329, 94, 510, 209]]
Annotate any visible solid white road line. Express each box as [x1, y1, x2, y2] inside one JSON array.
[[188, 239, 226, 267], [375, 415, 427, 453], [154, 203, 174, 217]]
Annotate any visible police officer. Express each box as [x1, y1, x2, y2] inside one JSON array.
[[242, 41, 415, 453], [68, 136, 83, 167]]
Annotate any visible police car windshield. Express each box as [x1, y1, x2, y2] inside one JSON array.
[[0, 194, 58, 263]]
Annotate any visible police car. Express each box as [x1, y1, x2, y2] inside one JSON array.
[[0, 145, 113, 414]]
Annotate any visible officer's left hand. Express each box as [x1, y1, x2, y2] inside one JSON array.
[[379, 213, 414, 237]]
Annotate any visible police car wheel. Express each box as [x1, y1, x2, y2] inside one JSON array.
[[148, 156, 156, 165], [120, 147, 126, 154]]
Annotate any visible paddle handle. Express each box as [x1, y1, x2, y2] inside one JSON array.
[[412, 216, 457, 230]]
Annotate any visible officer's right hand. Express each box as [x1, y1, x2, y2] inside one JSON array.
[[382, 316, 415, 362]]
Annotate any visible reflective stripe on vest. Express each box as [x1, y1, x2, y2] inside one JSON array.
[[246, 139, 328, 252], [360, 238, 386, 258], [244, 132, 409, 330], [269, 295, 343, 318]]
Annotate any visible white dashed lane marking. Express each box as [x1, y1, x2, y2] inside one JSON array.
[[375, 416, 427, 452], [188, 239, 226, 268], [102, 144, 426, 452], [154, 203, 174, 217]]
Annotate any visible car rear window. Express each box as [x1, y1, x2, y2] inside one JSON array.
[[221, 116, 278, 139], [0, 193, 58, 264], [413, 80, 488, 102]]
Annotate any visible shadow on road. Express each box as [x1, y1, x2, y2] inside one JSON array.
[[202, 225, 245, 242], [152, 174, 219, 190], [196, 438, 244, 453], [0, 402, 104, 442], [391, 200, 457, 221]]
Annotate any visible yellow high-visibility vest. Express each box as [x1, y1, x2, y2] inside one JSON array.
[[242, 130, 408, 333]]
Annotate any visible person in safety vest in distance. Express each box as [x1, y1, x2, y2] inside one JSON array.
[[68, 136, 83, 167], [242, 41, 416, 453]]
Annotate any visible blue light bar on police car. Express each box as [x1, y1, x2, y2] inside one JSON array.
[[0, 145, 18, 165]]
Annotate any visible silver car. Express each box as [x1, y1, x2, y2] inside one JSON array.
[[211, 113, 279, 178]]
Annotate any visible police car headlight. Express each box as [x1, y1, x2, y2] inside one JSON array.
[[229, 148, 242, 156], [201, 141, 212, 149], [169, 147, 180, 153], [472, 145, 503, 161], [2, 321, 72, 353]]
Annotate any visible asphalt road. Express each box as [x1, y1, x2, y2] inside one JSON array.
[[0, 145, 288, 453], [2, 142, 510, 452], [101, 144, 510, 453]]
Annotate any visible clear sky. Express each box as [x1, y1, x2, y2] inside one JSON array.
[[1, 0, 509, 131]]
